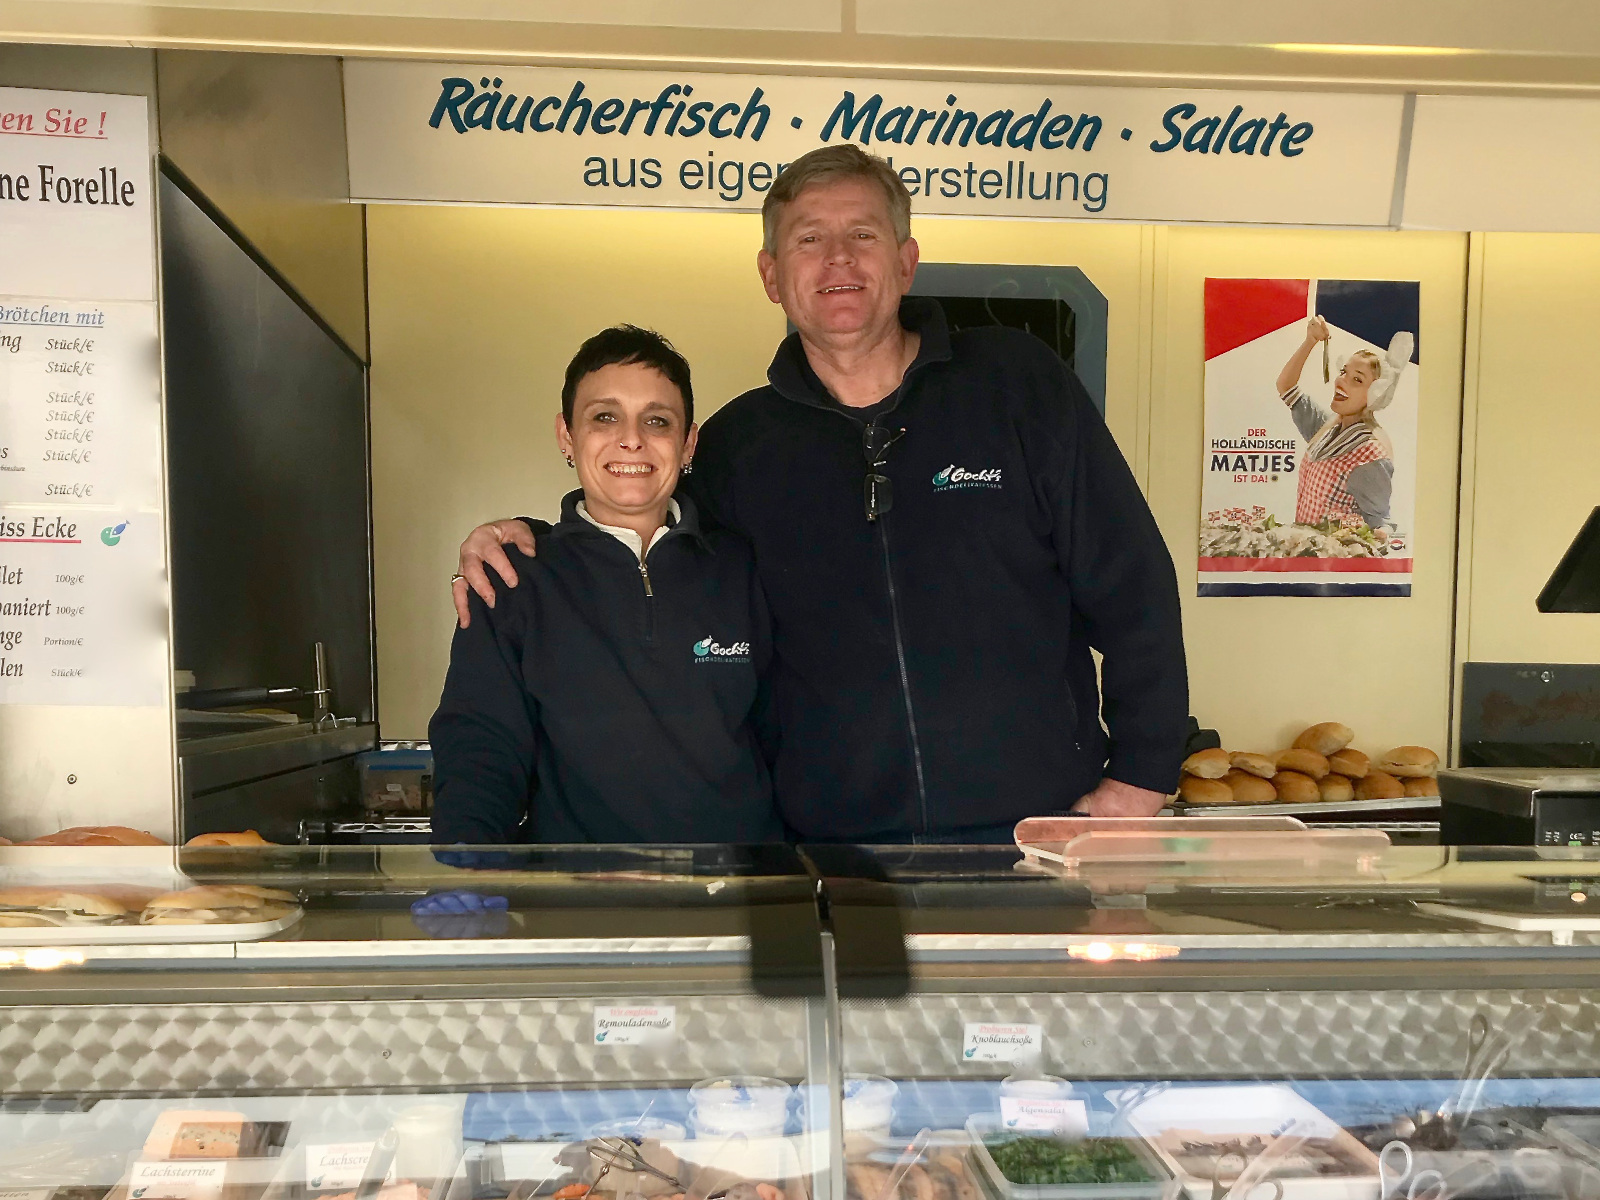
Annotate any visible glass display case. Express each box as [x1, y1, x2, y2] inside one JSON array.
[[817, 836, 1600, 1200], [9, 835, 1600, 1200], [0, 844, 830, 1199]]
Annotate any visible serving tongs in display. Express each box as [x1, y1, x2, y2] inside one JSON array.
[[1208, 1119, 1313, 1200], [1437, 1005, 1547, 1129], [588, 1135, 740, 1200]]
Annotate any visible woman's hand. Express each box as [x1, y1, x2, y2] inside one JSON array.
[[1306, 315, 1331, 344], [453, 519, 537, 627]]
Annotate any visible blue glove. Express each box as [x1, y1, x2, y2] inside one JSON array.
[[410, 890, 511, 938], [412, 890, 509, 915]]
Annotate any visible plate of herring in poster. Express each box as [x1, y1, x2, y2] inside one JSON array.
[[1200, 278, 1419, 597]]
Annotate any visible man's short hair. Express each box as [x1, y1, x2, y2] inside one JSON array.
[[761, 144, 912, 253], [561, 325, 695, 429]]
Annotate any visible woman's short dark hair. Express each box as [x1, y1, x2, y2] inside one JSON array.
[[561, 325, 694, 429]]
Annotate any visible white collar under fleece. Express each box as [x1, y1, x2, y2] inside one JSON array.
[[576, 498, 681, 562]]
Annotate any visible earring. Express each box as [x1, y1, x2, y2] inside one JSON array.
[[681, 460, 694, 476], [565, 455, 574, 468]]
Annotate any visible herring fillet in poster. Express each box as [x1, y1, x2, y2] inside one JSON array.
[[1199, 278, 1420, 597]]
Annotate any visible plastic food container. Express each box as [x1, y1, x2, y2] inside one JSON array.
[[841, 1075, 899, 1138], [588, 1116, 689, 1141], [967, 1113, 1170, 1200], [690, 1076, 791, 1138], [1119, 1084, 1380, 1200]]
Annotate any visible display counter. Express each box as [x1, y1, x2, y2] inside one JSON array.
[[6, 840, 1600, 1200]]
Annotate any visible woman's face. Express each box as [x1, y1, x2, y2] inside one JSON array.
[[1331, 354, 1378, 416], [556, 362, 697, 525]]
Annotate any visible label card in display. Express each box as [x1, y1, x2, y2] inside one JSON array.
[[1000, 1096, 1090, 1136], [593, 1003, 676, 1045], [305, 1142, 389, 1191], [0, 1188, 55, 1200], [962, 1022, 1042, 1062], [127, 1160, 228, 1200]]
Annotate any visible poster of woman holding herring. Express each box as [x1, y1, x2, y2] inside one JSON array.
[[1199, 278, 1420, 597]]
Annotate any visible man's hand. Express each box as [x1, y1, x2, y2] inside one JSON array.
[[453, 519, 536, 627], [1070, 777, 1169, 817]]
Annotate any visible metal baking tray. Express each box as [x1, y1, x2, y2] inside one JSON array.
[[1172, 796, 1440, 817]]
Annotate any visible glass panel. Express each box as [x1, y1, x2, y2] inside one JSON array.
[[0, 844, 831, 1200], [825, 844, 1600, 1200]]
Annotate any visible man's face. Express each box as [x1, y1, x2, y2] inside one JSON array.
[[757, 177, 919, 344]]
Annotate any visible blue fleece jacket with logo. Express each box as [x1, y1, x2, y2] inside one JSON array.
[[684, 298, 1188, 838], [429, 490, 783, 844]]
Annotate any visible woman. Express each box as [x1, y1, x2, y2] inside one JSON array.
[[428, 325, 782, 844], [1276, 315, 1413, 541]]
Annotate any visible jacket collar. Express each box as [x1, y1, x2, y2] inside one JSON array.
[[553, 488, 710, 552], [766, 296, 953, 410]]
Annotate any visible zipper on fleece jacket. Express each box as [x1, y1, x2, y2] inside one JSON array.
[[639, 559, 656, 643], [877, 516, 930, 834], [809, 384, 934, 834]]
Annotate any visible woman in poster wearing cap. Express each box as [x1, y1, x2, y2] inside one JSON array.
[[1275, 315, 1414, 544]]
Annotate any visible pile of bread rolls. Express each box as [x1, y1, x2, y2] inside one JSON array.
[[1178, 722, 1441, 806]]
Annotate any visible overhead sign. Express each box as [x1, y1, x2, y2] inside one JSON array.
[[345, 61, 1405, 227]]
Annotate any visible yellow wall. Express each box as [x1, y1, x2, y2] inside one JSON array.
[[1150, 228, 1468, 759], [370, 207, 1476, 760], [368, 205, 785, 737], [1459, 233, 1600, 667]]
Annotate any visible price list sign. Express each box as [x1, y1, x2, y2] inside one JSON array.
[[0, 298, 162, 509], [0, 89, 167, 711]]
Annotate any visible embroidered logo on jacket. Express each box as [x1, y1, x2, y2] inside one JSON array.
[[693, 636, 751, 663], [933, 464, 1003, 491]]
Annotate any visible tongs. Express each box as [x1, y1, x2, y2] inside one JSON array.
[[1211, 1119, 1313, 1200], [1437, 1004, 1546, 1126], [588, 1136, 736, 1200]]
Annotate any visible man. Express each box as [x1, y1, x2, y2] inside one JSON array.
[[452, 144, 1187, 842]]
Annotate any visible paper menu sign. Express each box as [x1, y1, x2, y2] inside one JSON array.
[[305, 1142, 390, 1191], [1000, 1096, 1089, 1136], [593, 1004, 676, 1045], [962, 1022, 1042, 1062], [127, 1160, 227, 1200]]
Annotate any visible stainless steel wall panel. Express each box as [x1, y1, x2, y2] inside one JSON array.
[[0, 994, 813, 1096], [841, 988, 1600, 1079]]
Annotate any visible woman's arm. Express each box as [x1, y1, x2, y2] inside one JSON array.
[[1277, 316, 1330, 397], [429, 584, 540, 843], [1346, 459, 1395, 540]]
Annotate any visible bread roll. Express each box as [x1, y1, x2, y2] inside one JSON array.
[[1404, 776, 1440, 798], [1222, 770, 1278, 804], [1179, 775, 1234, 805], [1273, 770, 1320, 803], [140, 885, 296, 925], [1275, 748, 1330, 779], [1229, 752, 1277, 779], [1355, 770, 1405, 801], [0, 886, 132, 926], [20, 825, 167, 846], [1319, 774, 1355, 803], [1327, 748, 1370, 779], [185, 830, 272, 847], [1181, 748, 1231, 780], [1293, 722, 1354, 755], [1377, 746, 1440, 778]]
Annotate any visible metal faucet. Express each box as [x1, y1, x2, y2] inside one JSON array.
[[312, 641, 335, 731]]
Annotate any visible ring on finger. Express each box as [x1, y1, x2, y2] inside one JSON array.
[[450, 573, 466, 585]]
